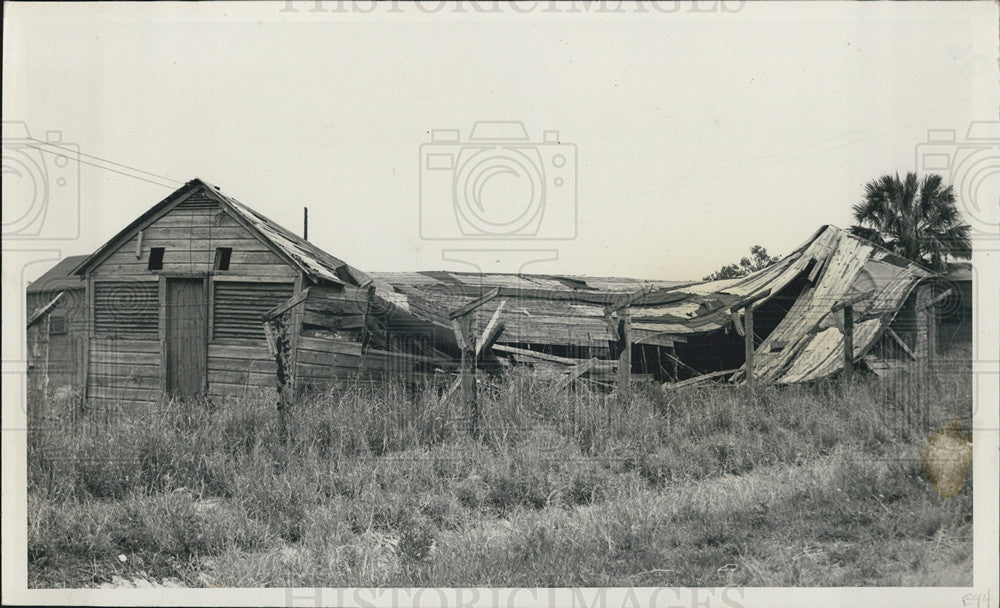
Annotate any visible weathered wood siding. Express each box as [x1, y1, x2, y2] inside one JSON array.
[[93, 281, 159, 338], [207, 342, 277, 400], [213, 281, 295, 341], [291, 286, 451, 393], [82, 190, 304, 402], [26, 289, 89, 405], [207, 281, 293, 399], [87, 337, 161, 405], [90, 192, 297, 280]]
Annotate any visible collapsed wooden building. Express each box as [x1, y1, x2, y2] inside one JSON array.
[[287, 223, 943, 391], [25, 179, 956, 407]]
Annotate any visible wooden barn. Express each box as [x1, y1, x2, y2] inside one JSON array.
[[67, 178, 373, 406]]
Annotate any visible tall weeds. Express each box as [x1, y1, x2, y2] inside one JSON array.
[[27, 344, 973, 587]]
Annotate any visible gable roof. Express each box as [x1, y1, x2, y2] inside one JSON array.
[[26, 255, 88, 294], [72, 178, 370, 287]]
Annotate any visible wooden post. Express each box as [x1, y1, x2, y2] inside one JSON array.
[[927, 291, 938, 368], [842, 304, 854, 381], [914, 285, 931, 364], [456, 313, 478, 439], [618, 305, 632, 388], [744, 306, 755, 396], [448, 290, 503, 440], [303, 207, 308, 240]]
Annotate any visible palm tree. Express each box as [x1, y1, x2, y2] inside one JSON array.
[[850, 172, 971, 271]]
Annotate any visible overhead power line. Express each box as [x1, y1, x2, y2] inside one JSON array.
[[23, 138, 184, 189]]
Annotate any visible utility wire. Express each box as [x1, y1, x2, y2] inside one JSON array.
[[25, 136, 184, 185], [25, 143, 181, 189]]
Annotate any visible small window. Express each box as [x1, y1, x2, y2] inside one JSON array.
[[49, 316, 67, 335], [148, 247, 165, 271], [213, 247, 233, 271]]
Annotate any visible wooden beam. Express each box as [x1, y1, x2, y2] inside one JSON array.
[[449, 286, 501, 320], [661, 367, 740, 391], [605, 286, 655, 315], [451, 318, 469, 350], [453, 313, 479, 439], [158, 274, 167, 399], [603, 308, 619, 343], [554, 357, 600, 392], [919, 288, 953, 310], [475, 300, 506, 357], [831, 289, 875, 313], [263, 321, 279, 356], [439, 303, 507, 409], [842, 304, 854, 381], [264, 288, 311, 320], [744, 305, 755, 393], [885, 327, 916, 360], [731, 308, 745, 337], [491, 343, 576, 365], [618, 306, 632, 388], [927, 296, 938, 363], [728, 288, 772, 314]]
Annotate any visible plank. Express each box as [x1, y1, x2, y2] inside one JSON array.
[[266, 288, 310, 319], [298, 335, 364, 356], [831, 289, 875, 313], [492, 344, 594, 366], [727, 288, 773, 313], [554, 357, 600, 391], [744, 306, 755, 391], [842, 304, 854, 380], [661, 368, 740, 391], [885, 327, 916, 360], [475, 300, 506, 357], [208, 342, 272, 359], [448, 287, 501, 320]]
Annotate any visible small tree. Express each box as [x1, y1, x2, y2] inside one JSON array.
[[703, 245, 780, 281]]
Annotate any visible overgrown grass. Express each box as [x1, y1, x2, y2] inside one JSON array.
[[27, 344, 973, 587]]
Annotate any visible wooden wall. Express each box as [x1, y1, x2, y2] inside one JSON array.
[[87, 337, 161, 406], [83, 190, 301, 403], [284, 286, 453, 394], [89, 192, 297, 281], [207, 342, 277, 400], [26, 289, 88, 406]]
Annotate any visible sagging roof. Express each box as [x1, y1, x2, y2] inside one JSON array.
[[26, 292, 66, 328], [370, 225, 935, 384], [72, 179, 370, 287], [370, 271, 691, 348], [26, 255, 88, 294]]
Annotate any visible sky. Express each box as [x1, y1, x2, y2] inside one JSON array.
[[3, 2, 998, 286]]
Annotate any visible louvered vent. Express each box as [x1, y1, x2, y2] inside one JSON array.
[[176, 193, 218, 211], [94, 282, 159, 338], [213, 282, 295, 341]]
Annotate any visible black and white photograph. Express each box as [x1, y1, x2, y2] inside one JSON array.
[[2, 2, 998, 606]]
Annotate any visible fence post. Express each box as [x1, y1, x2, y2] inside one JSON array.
[[843, 304, 854, 382], [618, 305, 632, 389], [744, 305, 755, 397], [455, 313, 478, 439]]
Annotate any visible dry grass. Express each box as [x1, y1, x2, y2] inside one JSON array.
[[26, 344, 973, 588]]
